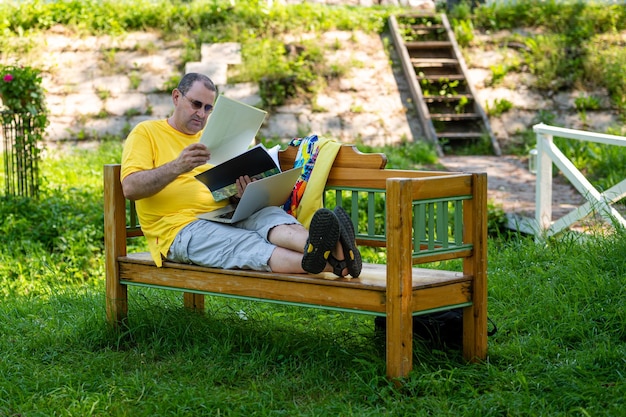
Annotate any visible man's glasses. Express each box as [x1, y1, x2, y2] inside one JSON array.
[[181, 92, 214, 113]]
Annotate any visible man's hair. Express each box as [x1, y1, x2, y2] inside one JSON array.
[[177, 73, 218, 96]]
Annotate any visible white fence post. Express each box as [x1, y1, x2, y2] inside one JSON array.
[[535, 128, 553, 233]]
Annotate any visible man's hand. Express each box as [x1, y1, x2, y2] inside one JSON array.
[[172, 143, 211, 173], [234, 175, 253, 198], [122, 143, 211, 201]]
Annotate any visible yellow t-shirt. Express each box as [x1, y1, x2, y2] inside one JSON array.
[[121, 119, 226, 267]]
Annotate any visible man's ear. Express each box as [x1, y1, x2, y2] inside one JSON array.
[[172, 88, 181, 105]]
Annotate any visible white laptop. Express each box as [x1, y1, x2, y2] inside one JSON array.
[[197, 167, 301, 224]]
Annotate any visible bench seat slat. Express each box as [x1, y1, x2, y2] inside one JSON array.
[[120, 253, 468, 289], [119, 255, 470, 314]]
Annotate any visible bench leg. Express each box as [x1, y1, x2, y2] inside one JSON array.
[[104, 164, 129, 328], [385, 310, 413, 383], [463, 172, 489, 362], [183, 292, 205, 312], [105, 265, 128, 328], [386, 178, 415, 382], [463, 303, 488, 362]]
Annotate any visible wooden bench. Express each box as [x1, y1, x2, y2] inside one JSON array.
[[104, 144, 488, 380]]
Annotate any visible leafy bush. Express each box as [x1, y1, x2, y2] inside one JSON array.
[[523, 34, 579, 91], [1, 65, 48, 197], [0, 0, 388, 37], [357, 139, 438, 170], [0, 140, 122, 296], [0, 64, 46, 114], [554, 135, 626, 194], [473, 0, 626, 33], [0, 189, 104, 295], [486, 199, 507, 236], [574, 95, 601, 112], [486, 98, 513, 117], [584, 40, 626, 114], [452, 18, 474, 47]]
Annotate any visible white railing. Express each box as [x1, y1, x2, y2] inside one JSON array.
[[531, 123, 626, 237]]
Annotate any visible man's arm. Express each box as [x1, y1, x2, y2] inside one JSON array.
[[122, 143, 211, 201]]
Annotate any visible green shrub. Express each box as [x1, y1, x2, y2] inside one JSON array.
[[357, 139, 438, 170], [241, 38, 330, 107], [524, 34, 579, 91], [452, 18, 474, 47], [486, 98, 513, 117], [574, 95, 601, 112], [487, 199, 507, 236], [584, 40, 626, 115], [488, 62, 514, 86]]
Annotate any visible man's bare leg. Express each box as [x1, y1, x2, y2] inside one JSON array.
[[267, 224, 346, 275]]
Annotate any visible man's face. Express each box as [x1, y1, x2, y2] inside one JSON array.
[[172, 81, 217, 135]]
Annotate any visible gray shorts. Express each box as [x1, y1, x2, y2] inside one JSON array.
[[167, 206, 299, 271]]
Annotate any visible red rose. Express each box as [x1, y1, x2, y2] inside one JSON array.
[[3, 74, 14, 82]]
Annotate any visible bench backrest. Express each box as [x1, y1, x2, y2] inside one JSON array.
[[104, 144, 486, 266]]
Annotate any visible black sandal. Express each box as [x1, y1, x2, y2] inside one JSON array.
[[327, 255, 347, 277], [334, 206, 362, 277], [302, 208, 340, 274]]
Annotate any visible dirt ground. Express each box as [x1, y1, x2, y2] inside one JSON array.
[[439, 154, 587, 221]]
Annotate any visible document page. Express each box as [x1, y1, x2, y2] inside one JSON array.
[[199, 95, 267, 165]]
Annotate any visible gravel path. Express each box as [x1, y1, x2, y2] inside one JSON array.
[[440, 155, 586, 222]]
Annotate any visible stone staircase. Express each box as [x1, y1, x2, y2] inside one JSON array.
[[389, 12, 500, 156]]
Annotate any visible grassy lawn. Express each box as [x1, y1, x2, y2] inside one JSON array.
[[0, 142, 624, 416], [1, 1, 626, 415]]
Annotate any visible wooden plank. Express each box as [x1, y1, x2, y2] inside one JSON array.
[[411, 58, 458, 65], [413, 248, 472, 265], [405, 174, 472, 200], [121, 253, 469, 290], [385, 178, 414, 380], [436, 132, 484, 139], [423, 94, 473, 102], [408, 24, 445, 30], [103, 164, 128, 327], [120, 263, 388, 313], [405, 41, 452, 49], [279, 144, 387, 171], [462, 173, 489, 362], [412, 282, 471, 312], [430, 113, 480, 120], [417, 74, 465, 81], [325, 167, 460, 189]]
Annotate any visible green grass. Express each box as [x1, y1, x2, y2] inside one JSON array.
[[1, 142, 625, 416], [1, 1, 626, 413]]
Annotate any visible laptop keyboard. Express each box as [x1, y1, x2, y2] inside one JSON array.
[[218, 211, 235, 219]]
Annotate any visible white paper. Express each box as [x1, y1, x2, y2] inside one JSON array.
[[265, 144, 282, 171], [199, 95, 267, 165]]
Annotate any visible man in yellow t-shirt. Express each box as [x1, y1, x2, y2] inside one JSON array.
[[120, 73, 361, 277]]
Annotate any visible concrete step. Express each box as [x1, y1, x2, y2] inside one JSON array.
[[184, 42, 242, 86]]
